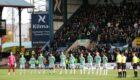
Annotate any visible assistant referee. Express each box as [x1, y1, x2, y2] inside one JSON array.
[[132, 52, 139, 78], [122, 53, 127, 78], [116, 51, 122, 78]]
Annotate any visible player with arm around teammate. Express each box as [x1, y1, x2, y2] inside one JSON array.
[[102, 53, 108, 75], [94, 51, 101, 75], [48, 53, 56, 74], [80, 53, 86, 75], [87, 53, 94, 75], [29, 55, 36, 74], [19, 55, 26, 75], [59, 52, 67, 74], [69, 54, 75, 74], [38, 53, 45, 74]]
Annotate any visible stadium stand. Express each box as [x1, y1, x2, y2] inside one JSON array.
[[48, 2, 140, 62], [54, 2, 140, 47]]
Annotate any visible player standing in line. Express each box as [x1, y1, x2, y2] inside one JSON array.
[[102, 53, 108, 75], [121, 53, 127, 78], [69, 54, 75, 74], [48, 53, 55, 74], [19, 55, 26, 75], [132, 52, 139, 78], [29, 55, 36, 74], [60, 52, 67, 74], [87, 53, 94, 75], [38, 53, 45, 74], [80, 53, 85, 75], [94, 51, 101, 75], [116, 51, 122, 78], [8, 52, 16, 75]]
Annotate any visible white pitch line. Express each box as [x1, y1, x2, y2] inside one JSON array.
[[26, 78, 110, 80]]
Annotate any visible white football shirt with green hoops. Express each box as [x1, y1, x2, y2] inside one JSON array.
[[19, 56, 26, 69], [29, 57, 36, 68], [102, 55, 108, 69], [69, 55, 75, 69], [48, 56, 55, 68], [60, 54, 66, 67], [87, 55, 93, 67], [80, 56, 85, 69], [38, 56, 45, 68], [94, 55, 101, 67]]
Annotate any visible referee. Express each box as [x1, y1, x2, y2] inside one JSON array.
[[116, 51, 122, 78], [122, 53, 127, 78], [132, 52, 138, 78]]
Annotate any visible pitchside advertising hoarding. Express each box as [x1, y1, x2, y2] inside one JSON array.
[[31, 13, 49, 48]]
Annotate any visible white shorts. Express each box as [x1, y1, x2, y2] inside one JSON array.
[[60, 63, 66, 67], [49, 64, 55, 68], [20, 64, 25, 69], [103, 64, 107, 69], [87, 63, 93, 68], [39, 64, 44, 68], [95, 64, 100, 68], [80, 64, 85, 69], [69, 64, 75, 69], [30, 64, 35, 68]]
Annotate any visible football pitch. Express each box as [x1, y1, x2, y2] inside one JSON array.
[[0, 69, 140, 80]]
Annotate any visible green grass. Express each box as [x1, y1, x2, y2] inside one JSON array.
[[0, 69, 140, 80]]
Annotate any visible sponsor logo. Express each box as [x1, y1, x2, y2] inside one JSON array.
[[33, 24, 49, 29], [38, 15, 46, 23]]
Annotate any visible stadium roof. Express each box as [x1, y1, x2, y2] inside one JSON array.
[[0, 0, 33, 8], [2, 41, 32, 48]]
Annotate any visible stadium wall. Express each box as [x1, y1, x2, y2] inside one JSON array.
[[67, 39, 91, 52], [53, 0, 82, 31], [53, 21, 63, 32], [67, 0, 82, 18]]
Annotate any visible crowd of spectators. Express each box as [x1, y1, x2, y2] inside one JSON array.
[[52, 2, 140, 49]]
